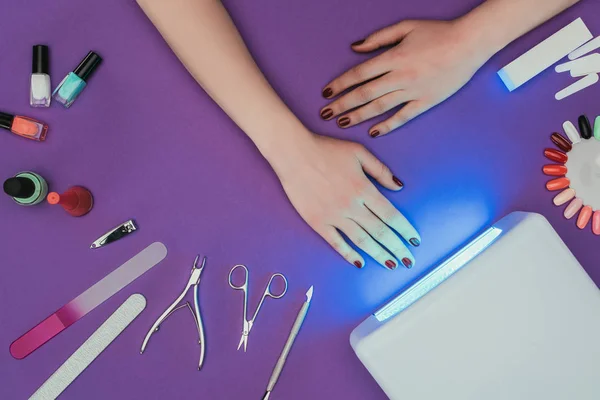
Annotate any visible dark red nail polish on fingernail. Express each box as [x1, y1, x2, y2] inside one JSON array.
[[402, 258, 413, 269], [409, 238, 420, 247], [392, 176, 403, 188], [351, 39, 365, 46], [320, 108, 333, 120], [338, 117, 350, 127], [370, 130, 380, 138], [322, 88, 333, 98], [354, 260, 363, 269], [385, 260, 397, 270]]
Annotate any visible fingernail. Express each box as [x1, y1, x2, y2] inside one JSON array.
[[320, 108, 333, 120], [593, 211, 600, 235], [354, 260, 363, 269], [392, 176, 404, 189], [577, 206, 593, 229], [351, 39, 365, 46], [402, 258, 413, 269], [553, 188, 575, 206], [385, 260, 397, 270], [542, 164, 567, 176], [551, 132, 572, 152], [564, 197, 583, 220], [544, 148, 568, 164], [338, 117, 351, 127], [546, 177, 570, 191], [322, 87, 333, 98], [370, 130, 380, 138], [563, 120, 581, 144], [578, 115, 592, 140], [409, 238, 420, 247]]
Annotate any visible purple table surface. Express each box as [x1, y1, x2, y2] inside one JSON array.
[[1, 0, 599, 399]]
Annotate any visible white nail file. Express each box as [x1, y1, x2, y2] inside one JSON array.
[[569, 36, 600, 60], [555, 73, 599, 100], [555, 53, 600, 73], [29, 294, 147, 400], [570, 54, 600, 77], [563, 121, 581, 144], [498, 18, 592, 91]]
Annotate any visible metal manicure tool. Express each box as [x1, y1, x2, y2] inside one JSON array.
[[228, 264, 288, 352], [141, 255, 207, 370], [91, 219, 137, 249]]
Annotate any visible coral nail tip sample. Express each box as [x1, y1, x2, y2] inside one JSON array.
[[542, 164, 567, 176], [546, 177, 570, 191], [577, 206, 593, 229]]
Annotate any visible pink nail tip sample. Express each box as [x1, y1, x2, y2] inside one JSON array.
[[577, 206, 593, 229], [564, 197, 583, 220], [593, 211, 600, 236], [553, 188, 576, 206]]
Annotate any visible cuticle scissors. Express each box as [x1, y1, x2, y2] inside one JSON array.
[[228, 264, 288, 352]]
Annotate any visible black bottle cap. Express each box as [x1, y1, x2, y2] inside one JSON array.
[[73, 51, 102, 82], [0, 111, 15, 131], [3, 177, 35, 199], [32, 45, 49, 74]]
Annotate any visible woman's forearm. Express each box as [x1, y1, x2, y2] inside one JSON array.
[[136, 0, 309, 165], [461, 0, 581, 58]]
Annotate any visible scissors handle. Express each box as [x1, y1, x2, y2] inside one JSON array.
[[228, 264, 249, 291], [264, 273, 288, 299], [250, 273, 288, 324]]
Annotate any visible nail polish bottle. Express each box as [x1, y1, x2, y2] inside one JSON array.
[[53, 51, 102, 108], [0, 111, 48, 141], [47, 186, 93, 217], [3, 171, 48, 206], [30, 45, 51, 107]]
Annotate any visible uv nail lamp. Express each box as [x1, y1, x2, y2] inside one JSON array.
[[351, 212, 600, 400]]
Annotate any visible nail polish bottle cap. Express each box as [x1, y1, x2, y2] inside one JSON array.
[[3, 177, 35, 199], [73, 51, 102, 82], [32, 45, 49, 74], [0, 111, 15, 131]]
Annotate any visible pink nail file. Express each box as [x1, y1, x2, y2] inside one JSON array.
[[9, 242, 167, 359]]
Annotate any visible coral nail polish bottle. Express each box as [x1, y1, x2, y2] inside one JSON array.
[[53, 51, 102, 108], [0, 111, 48, 141], [3, 171, 48, 206], [30, 45, 51, 107], [47, 186, 93, 217]]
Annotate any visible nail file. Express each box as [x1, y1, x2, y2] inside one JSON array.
[[555, 73, 599, 100], [570, 57, 600, 77], [563, 120, 581, 144], [29, 294, 146, 400], [569, 36, 600, 60], [555, 53, 600, 73], [10, 242, 167, 359], [498, 18, 592, 91]]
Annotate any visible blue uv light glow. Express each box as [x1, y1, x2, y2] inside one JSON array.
[[374, 226, 503, 322]]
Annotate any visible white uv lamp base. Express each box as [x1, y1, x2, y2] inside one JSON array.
[[351, 212, 600, 400]]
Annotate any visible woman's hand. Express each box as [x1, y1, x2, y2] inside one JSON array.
[[320, 19, 491, 137], [271, 133, 420, 269]]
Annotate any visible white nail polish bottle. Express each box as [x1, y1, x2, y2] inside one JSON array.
[[30, 45, 51, 107]]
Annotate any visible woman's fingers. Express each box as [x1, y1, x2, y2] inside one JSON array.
[[351, 20, 417, 52], [320, 75, 404, 124], [369, 100, 429, 136], [355, 145, 403, 191], [337, 220, 397, 270], [322, 53, 392, 99], [353, 210, 414, 269], [367, 193, 421, 250], [319, 226, 365, 269], [328, 90, 410, 130]]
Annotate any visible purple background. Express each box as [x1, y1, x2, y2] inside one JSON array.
[[1, 0, 599, 399]]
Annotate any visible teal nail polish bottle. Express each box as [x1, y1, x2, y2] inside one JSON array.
[[53, 51, 102, 108]]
